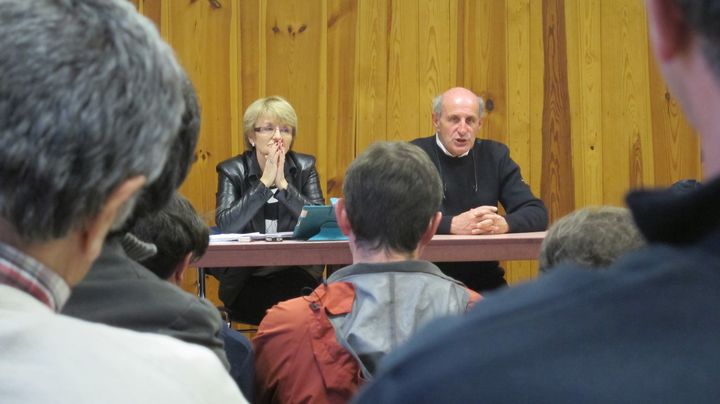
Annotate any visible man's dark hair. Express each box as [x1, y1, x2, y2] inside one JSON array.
[[343, 141, 442, 254], [131, 193, 209, 280], [676, 0, 720, 79]]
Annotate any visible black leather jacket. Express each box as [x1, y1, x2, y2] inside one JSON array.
[[215, 150, 325, 233]]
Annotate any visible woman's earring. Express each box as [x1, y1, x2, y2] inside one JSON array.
[[250, 140, 255, 147]]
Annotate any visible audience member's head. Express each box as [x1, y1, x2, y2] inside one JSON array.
[[338, 141, 442, 256], [0, 0, 185, 284], [131, 193, 210, 286], [539, 206, 645, 273], [115, 77, 201, 235]]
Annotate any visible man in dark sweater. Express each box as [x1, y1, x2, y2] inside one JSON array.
[[356, 1, 720, 402], [411, 87, 547, 291]]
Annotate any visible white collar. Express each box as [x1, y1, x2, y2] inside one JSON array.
[[435, 133, 471, 158]]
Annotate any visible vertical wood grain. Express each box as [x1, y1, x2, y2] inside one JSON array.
[[264, 0, 325, 162], [326, 0, 358, 198], [387, 0, 419, 142], [239, 0, 263, 114], [528, 0, 545, 199], [565, 0, 603, 208], [505, 0, 536, 283], [418, 0, 455, 137], [507, 0, 531, 182], [355, 0, 389, 153], [460, 0, 508, 144], [540, 0, 574, 221], [601, 0, 654, 204], [164, 1, 236, 225], [648, 54, 702, 185]]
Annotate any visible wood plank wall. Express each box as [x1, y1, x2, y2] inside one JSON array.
[[130, 0, 701, 292]]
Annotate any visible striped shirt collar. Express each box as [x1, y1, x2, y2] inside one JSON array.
[[0, 242, 70, 312]]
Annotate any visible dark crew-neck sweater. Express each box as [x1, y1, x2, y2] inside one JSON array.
[[411, 135, 547, 234]]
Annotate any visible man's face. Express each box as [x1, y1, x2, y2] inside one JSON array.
[[433, 93, 482, 157]]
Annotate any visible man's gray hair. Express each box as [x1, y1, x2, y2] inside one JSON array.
[[343, 141, 443, 254], [539, 206, 646, 273], [431, 93, 485, 116], [0, 0, 185, 242]]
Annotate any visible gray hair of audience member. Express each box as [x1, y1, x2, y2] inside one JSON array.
[[675, 0, 720, 80], [114, 77, 201, 235], [539, 206, 645, 273], [343, 141, 442, 254], [431, 91, 485, 117], [131, 193, 209, 280], [0, 0, 185, 243]]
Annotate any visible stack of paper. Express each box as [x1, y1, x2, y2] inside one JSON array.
[[209, 232, 260, 242]]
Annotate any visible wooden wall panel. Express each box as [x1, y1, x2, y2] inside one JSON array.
[[540, 0, 574, 220], [239, 0, 263, 113], [460, 0, 508, 144], [418, 0, 456, 135], [135, 0, 700, 289], [528, 0, 545, 200], [648, 57, 702, 185], [161, 1, 238, 224], [566, 0, 603, 207], [387, 0, 420, 141], [601, 0, 654, 205], [355, 0, 389, 152], [326, 0, 358, 198], [505, 0, 537, 284], [264, 0, 325, 163]]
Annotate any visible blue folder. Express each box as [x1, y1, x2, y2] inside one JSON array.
[[292, 204, 348, 241]]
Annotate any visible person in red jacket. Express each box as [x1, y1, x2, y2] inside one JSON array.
[[253, 141, 481, 403]]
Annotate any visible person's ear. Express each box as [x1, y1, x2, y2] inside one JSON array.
[[419, 212, 442, 248], [432, 113, 441, 130], [170, 253, 192, 286], [80, 176, 145, 266], [646, 0, 689, 61], [334, 198, 352, 236]]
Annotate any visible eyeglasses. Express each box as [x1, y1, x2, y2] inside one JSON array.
[[253, 126, 293, 135]]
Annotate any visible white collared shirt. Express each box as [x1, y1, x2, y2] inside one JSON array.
[[435, 133, 471, 158]]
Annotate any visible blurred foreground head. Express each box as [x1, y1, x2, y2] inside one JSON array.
[[0, 0, 186, 246]]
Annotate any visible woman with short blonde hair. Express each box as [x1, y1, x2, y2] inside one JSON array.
[[214, 96, 325, 324]]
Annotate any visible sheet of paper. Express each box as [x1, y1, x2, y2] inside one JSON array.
[[209, 232, 260, 242]]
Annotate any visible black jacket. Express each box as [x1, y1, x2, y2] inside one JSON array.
[[411, 135, 547, 234], [215, 150, 325, 233]]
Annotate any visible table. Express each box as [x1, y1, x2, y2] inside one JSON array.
[[194, 232, 546, 297]]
